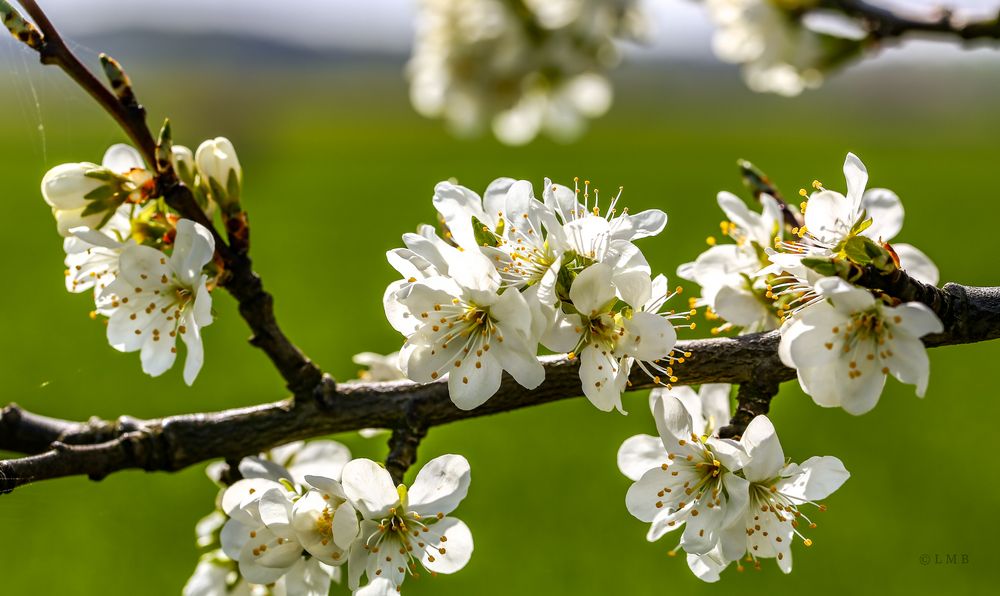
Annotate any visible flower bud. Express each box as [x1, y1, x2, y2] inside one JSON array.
[[42, 161, 132, 237], [195, 137, 242, 212], [41, 163, 108, 211], [171, 145, 197, 187], [1, 0, 43, 50]]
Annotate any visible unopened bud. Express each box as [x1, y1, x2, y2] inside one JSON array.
[[1, 1, 43, 50], [99, 53, 136, 106], [195, 136, 242, 213], [155, 119, 173, 174], [41, 163, 119, 236]]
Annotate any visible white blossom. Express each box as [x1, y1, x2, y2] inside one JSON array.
[[688, 415, 850, 578], [618, 383, 733, 483], [343, 455, 474, 591], [184, 551, 256, 596], [220, 480, 303, 585], [393, 250, 544, 410], [706, 0, 864, 96], [544, 265, 681, 412], [779, 276, 943, 415], [191, 441, 352, 595], [622, 392, 749, 557], [764, 153, 939, 321], [290, 475, 360, 566], [63, 204, 133, 315], [105, 219, 215, 385], [408, 0, 646, 144], [678, 191, 784, 333], [351, 352, 405, 382], [772, 153, 938, 284]]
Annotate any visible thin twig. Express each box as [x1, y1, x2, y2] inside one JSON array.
[[13, 0, 323, 395], [825, 0, 1000, 42]]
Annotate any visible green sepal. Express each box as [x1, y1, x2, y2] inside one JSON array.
[[226, 168, 241, 203], [83, 168, 116, 181], [801, 257, 837, 276], [471, 215, 500, 247], [83, 184, 116, 202]]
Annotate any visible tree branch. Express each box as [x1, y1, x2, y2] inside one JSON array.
[[4, 273, 1000, 494], [825, 0, 1000, 42], [11, 0, 323, 396]]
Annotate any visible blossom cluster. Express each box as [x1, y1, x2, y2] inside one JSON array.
[[186, 441, 473, 596], [618, 386, 850, 579], [682, 153, 943, 415], [704, 0, 866, 96], [408, 0, 647, 144], [383, 176, 690, 413], [42, 138, 243, 385]]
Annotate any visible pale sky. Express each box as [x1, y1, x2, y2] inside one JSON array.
[[14, 0, 1000, 62]]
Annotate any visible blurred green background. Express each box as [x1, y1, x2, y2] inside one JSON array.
[[1, 37, 999, 595]]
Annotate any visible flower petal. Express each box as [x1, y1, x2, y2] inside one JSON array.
[[739, 415, 784, 483], [408, 454, 471, 518], [418, 517, 474, 574], [341, 459, 399, 519], [617, 434, 667, 482]]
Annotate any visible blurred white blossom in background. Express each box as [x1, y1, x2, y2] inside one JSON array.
[[408, 0, 649, 144]]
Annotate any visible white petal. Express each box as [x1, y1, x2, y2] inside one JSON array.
[[102, 143, 145, 173], [408, 454, 471, 518], [617, 434, 667, 482], [569, 263, 615, 317], [686, 548, 730, 583], [843, 152, 869, 206], [699, 384, 732, 436], [288, 441, 353, 485], [778, 455, 850, 502], [620, 312, 677, 362], [890, 301, 943, 338], [579, 346, 624, 413], [804, 191, 852, 246], [892, 243, 939, 286], [883, 329, 932, 396], [181, 311, 205, 386], [739, 415, 784, 483], [341, 459, 399, 519], [447, 348, 502, 410], [171, 220, 216, 287], [860, 188, 903, 242], [353, 578, 397, 596], [418, 517, 473, 574]]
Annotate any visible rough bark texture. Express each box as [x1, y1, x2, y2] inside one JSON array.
[[3, 274, 1000, 494]]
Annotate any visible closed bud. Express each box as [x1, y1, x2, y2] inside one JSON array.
[[99, 53, 136, 106], [171, 145, 196, 187], [41, 163, 118, 236], [1, 1, 43, 50], [195, 137, 242, 212]]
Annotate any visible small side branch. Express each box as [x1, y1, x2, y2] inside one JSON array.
[[12, 0, 324, 396], [826, 0, 1000, 42], [385, 425, 427, 486]]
